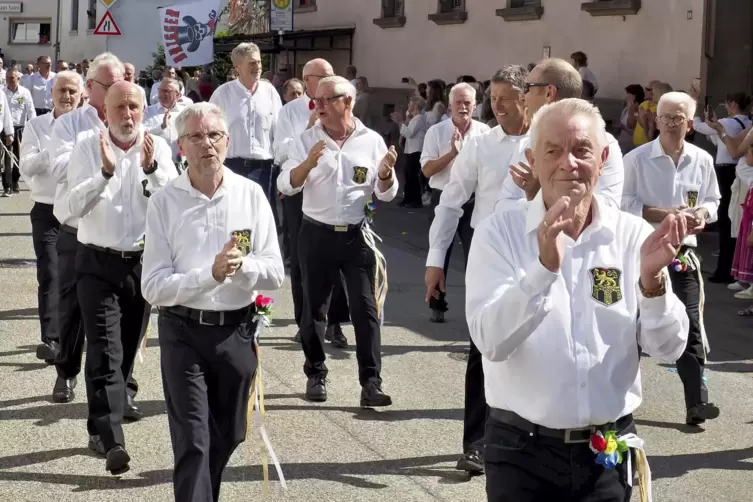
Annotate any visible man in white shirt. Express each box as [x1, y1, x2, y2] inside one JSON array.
[[421, 82, 491, 324], [149, 66, 185, 105], [29, 56, 56, 115], [211, 43, 282, 206], [496, 58, 624, 209], [622, 92, 722, 426], [142, 102, 284, 501], [3, 70, 35, 194], [571, 51, 598, 95], [424, 67, 529, 474], [0, 79, 16, 197], [467, 98, 689, 501], [143, 77, 185, 164], [391, 95, 427, 208], [19, 72, 82, 389], [279, 76, 398, 406], [273, 58, 350, 346], [67, 80, 177, 475]]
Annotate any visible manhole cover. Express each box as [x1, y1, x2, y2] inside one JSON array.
[[0, 259, 35, 268]]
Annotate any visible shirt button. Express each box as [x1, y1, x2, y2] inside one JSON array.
[[580, 383, 586, 389]]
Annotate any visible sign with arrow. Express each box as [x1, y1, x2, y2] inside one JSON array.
[[93, 10, 122, 35], [98, 0, 119, 7]]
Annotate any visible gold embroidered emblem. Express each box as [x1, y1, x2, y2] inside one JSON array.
[[352, 166, 368, 184], [232, 229, 252, 256], [589, 267, 623, 306], [15, 97, 22, 104], [686, 191, 698, 208]]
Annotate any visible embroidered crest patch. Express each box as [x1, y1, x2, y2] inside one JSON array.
[[232, 229, 252, 256], [141, 179, 151, 198], [589, 267, 623, 306], [352, 166, 368, 184], [686, 190, 698, 208], [15, 97, 23, 104]]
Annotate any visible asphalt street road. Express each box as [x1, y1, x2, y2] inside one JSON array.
[[1, 184, 753, 501]]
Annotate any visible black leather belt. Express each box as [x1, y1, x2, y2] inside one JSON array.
[[83, 243, 142, 259], [489, 408, 633, 444], [302, 214, 362, 233], [60, 224, 77, 235], [162, 305, 250, 326], [227, 157, 273, 169]]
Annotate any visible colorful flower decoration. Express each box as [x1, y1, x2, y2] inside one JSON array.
[[254, 294, 274, 317], [589, 431, 629, 469], [364, 200, 378, 223], [671, 254, 690, 273], [308, 99, 315, 111]]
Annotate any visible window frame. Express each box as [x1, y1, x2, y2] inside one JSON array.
[[374, 0, 406, 28], [70, 0, 79, 32], [581, 0, 641, 17], [295, 0, 317, 13], [8, 18, 53, 45], [496, 0, 543, 21], [428, 0, 467, 25], [86, 0, 97, 31]]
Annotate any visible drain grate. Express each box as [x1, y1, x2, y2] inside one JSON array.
[[0, 258, 36, 268]]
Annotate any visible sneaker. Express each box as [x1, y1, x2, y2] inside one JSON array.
[[421, 192, 432, 206], [728, 281, 747, 291], [734, 286, 753, 300], [11, 184, 19, 194], [1, 189, 10, 197]]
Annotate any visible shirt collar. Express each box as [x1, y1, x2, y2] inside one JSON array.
[[313, 117, 368, 139], [524, 191, 617, 239], [649, 138, 691, 163], [174, 167, 232, 200]]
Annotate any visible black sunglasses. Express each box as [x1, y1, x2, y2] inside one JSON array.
[[524, 82, 553, 94]]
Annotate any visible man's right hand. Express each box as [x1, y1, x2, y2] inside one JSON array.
[[424, 266, 446, 303], [450, 128, 462, 154], [304, 140, 327, 170], [509, 162, 540, 201], [537, 196, 572, 273], [212, 235, 243, 282], [99, 131, 117, 175]]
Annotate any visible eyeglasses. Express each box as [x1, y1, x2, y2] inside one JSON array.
[[658, 115, 688, 126], [92, 79, 114, 91], [312, 94, 346, 106], [180, 131, 227, 145], [523, 82, 553, 94]]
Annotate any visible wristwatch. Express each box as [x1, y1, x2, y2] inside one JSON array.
[[639, 274, 667, 298], [143, 159, 159, 175], [378, 170, 393, 181], [101, 166, 114, 179]]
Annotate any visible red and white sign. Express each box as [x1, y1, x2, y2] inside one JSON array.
[[94, 11, 121, 35], [160, 0, 220, 67]]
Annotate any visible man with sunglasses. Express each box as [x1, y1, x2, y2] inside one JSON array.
[[622, 91, 721, 427], [496, 58, 624, 209], [273, 58, 351, 347]]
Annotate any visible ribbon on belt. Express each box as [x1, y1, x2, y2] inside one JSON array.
[[684, 250, 710, 358], [246, 313, 287, 494], [619, 433, 652, 502], [361, 221, 388, 324]]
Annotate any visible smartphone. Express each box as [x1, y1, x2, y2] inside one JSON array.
[[401, 77, 409, 84], [704, 95, 710, 110]]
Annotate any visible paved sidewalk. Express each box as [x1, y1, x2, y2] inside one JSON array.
[[1, 187, 753, 501]]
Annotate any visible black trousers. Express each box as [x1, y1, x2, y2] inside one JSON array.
[[402, 152, 423, 205], [713, 164, 737, 279], [428, 188, 475, 313], [668, 266, 707, 410], [283, 193, 350, 328], [54, 228, 86, 379], [159, 310, 257, 502], [226, 157, 274, 207], [299, 218, 380, 385], [2, 127, 22, 190], [30, 202, 59, 343], [76, 245, 148, 449], [485, 414, 635, 501]]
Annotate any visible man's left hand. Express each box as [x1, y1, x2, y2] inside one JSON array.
[[687, 208, 708, 234], [379, 145, 397, 179], [640, 213, 688, 286], [141, 133, 155, 170]]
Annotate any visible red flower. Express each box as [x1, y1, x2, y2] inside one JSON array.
[[590, 433, 607, 452], [308, 100, 315, 111], [255, 295, 273, 309]]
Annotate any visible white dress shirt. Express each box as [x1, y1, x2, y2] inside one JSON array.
[[579, 66, 599, 92], [49, 104, 108, 228], [466, 194, 689, 429], [426, 125, 528, 268], [272, 93, 312, 166], [67, 128, 177, 251], [143, 102, 187, 160], [141, 169, 285, 311], [399, 112, 427, 154], [150, 79, 186, 105], [0, 89, 14, 136], [28, 72, 56, 109], [4, 85, 35, 126], [278, 119, 399, 225], [622, 139, 721, 247], [693, 115, 751, 165], [19, 112, 56, 203], [210, 79, 282, 160], [420, 118, 491, 191], [496, 132, 625, 210]]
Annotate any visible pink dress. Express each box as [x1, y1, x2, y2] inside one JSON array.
[[732, 187, 753, 282]]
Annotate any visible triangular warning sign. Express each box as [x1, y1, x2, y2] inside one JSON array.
[[93, 11, 121, 35]]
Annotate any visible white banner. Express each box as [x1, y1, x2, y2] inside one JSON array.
[[159, 0, 220, 67]]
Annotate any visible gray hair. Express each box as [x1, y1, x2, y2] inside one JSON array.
[[54, 70, 83, 89], [534, 58, 582, 100], [318, 76, 357, 102], [86, 52, 124, 81], [530, 98, 607, 152], [449, 82, 476, 102], [658, 91, 697, 118], [490, 65, 529, 93], [231, 42, 261, 66], [409, 95, 426, 110], [159, 77, 181, 92], [175, 102, 228, 137]]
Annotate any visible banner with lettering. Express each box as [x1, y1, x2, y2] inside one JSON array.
[[159, 0, 220, 67]]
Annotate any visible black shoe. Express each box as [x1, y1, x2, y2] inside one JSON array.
[[1, 188, 11, 197], [88, 434, 106, 456], [708, 275, 735, 284], [360, 381, 392, 408], [294, 330, 302, 343], [52, 376, 77, 403], [11, 184, 19, 194], [686, 402, 720, 425], [123, 395, 144, 422], [325, 324, 347, 348], [456, 450, 484, 473], [430, 309, 445, 323], [106, 445, 131, 475], [36, 340, 60, 364], [305, 375, 327, 402]]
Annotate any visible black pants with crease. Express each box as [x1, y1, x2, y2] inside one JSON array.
[[30, 202, 59, 344]]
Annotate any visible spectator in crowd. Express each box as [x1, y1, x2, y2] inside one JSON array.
[[282, 78, 304, 103], [571, 50, 598, 94], [353, 76, 372, 127], [619, 84, 645, 153]]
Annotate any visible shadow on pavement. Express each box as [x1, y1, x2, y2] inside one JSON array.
[[650, 446, 753, 480], [634, 418, 705, 434], [0, 399, 167, 425], [0, 345, 36, 357], [0, 308, 37, 321]]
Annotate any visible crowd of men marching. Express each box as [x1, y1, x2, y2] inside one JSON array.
[[7, 41, 727, 502]]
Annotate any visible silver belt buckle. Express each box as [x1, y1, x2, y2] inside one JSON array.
[[199, 311, 224, 326], [563, 426, 594, 444], [333, 225, 349, 232]]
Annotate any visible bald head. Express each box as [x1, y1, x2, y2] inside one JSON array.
[[301, 58, 334, 99], [104, 81, 143, 142]]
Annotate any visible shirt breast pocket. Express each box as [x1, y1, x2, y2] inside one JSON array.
[[679, 183, 702, 209], [260, 113, 273, 131]]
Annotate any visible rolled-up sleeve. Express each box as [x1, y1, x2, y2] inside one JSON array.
[[277, 134, 306, 196], [466, 216, 558, 362], [373, 136, 398, 201], [19, 122, 47, 179]]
